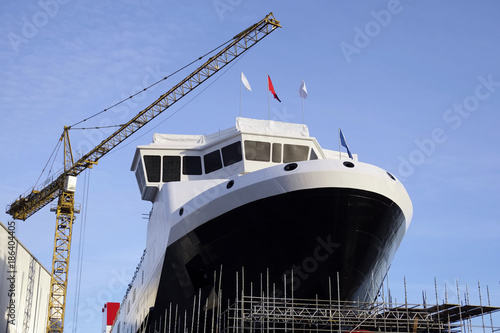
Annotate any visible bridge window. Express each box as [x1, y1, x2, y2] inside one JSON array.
[[135, 159, 146, 189], [283, 144, 309, 163], [310, 149, 318, 160], [204, 149, 223, 174], [183, 156, 202, 175], [244, 140, 270, 162], [272, 143, 282, 163], [222, 141, 242, 166], [163, 156, 181, 182], [144, 155, 161, 182]]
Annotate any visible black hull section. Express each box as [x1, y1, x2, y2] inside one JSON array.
[[150, 187, 406, 326]]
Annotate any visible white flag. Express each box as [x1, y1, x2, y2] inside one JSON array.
[[298, 79, 308, 99], [241, 72, 252, 91]]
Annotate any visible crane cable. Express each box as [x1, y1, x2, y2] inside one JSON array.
[[66, 36, 251, 157], [68, 36, 236, 129], [108, 44, 250, 157], [32, 35, 238, 192], [32, 136, 63, 191], [71, 167, 91, 332]]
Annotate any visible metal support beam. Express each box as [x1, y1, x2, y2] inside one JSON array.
[[46, 191, 77, 333]]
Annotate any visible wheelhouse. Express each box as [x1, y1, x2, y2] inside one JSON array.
[[131, 118, 326, 201]]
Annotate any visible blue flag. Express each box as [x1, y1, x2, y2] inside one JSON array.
[[339, 129, 353, 159]]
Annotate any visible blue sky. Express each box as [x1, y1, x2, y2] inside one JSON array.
[[1, 1, 499, 332]]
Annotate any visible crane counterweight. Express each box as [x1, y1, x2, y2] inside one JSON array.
[[63, 176, 77, 193]]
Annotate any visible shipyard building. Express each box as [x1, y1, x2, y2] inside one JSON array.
[[0, 221, 51, 333]]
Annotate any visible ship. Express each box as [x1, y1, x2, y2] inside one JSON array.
[[109, 117, 413, 333]]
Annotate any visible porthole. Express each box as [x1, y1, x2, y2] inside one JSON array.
[[284, 163, 298, 171], [386, 171, 396, 181], [343, 161, 355, 168], [179, 207, 184, 216], [226, 180, 234, 189]]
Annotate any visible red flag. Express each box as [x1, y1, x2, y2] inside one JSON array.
[[268, 75, 281, 102]]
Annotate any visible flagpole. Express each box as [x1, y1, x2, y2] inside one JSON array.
[[301, 97, 304, 123], [240, 73, 242, 117], [267, 73, 270, 119], [338, 128, 341, 160], [301, 98, 304, 124], [301, 77, 304, 123]]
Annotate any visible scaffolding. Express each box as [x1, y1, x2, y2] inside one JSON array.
[[218, 295, 500, 333], [136, 270, 500, 333]]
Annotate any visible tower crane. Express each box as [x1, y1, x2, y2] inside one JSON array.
[[5, 12, 281, 333]]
